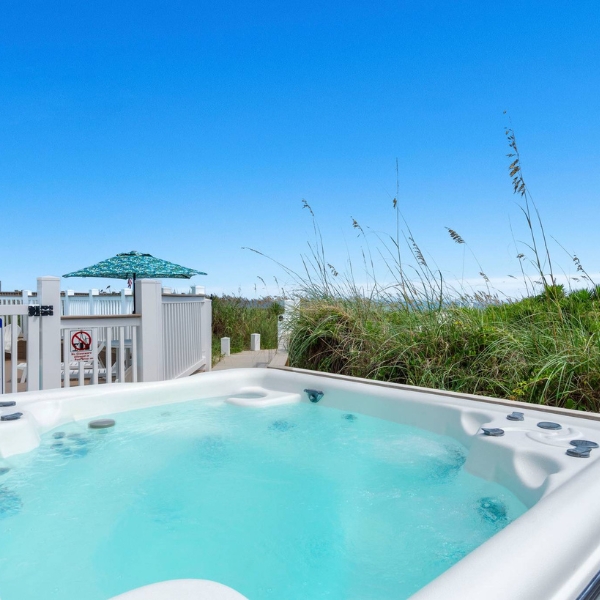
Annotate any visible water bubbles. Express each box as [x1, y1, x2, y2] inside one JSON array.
[[197, 435, 227, 464], [477, 497, 508, 525], [432, 542, 468, 566], [71, 447, 89, 459], [269, 420, 295, 432], [0, 486, 22, 518], [67, 433, 88, 446], [430, 446, 466, 480], [50, 432, 91, 459]]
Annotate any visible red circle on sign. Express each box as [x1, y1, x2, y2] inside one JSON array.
[[71, 331, 92, 351]]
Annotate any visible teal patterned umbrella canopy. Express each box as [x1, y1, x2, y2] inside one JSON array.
[[63, 251, 207, 280]]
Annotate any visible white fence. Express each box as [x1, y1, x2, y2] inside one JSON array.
[[162, 296, 211, 380], [1, 278, 211, 395]]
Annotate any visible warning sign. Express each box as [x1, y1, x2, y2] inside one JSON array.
[[70, 330, 93, 362]]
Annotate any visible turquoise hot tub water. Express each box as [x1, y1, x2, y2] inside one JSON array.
[[0, 399, 527, 599]]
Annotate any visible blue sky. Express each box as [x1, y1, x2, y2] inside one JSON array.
[[1, 1, 599, 297]]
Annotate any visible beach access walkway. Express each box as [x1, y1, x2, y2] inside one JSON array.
[[212, 349, 288, 370]]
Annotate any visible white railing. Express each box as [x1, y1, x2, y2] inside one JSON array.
[[162, 295, 211, 379], [62, 290, 133, 316]]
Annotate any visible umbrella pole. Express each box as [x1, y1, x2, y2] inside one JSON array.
[[132, 274, 137, 314]]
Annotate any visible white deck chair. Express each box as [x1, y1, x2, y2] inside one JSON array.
[[18, 362, 96, 383]]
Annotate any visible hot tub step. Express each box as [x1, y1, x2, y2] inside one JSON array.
[[225, 388, 301, 407]]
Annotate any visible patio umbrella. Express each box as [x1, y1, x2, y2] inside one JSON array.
[[63, 251, 207, 313]]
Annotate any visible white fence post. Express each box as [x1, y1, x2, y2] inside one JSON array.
[[278, 300, 294, 351], [0, 319, 4, 394], [21, 290, 31, 340], [250, 333, 260, 351], [136, 279, 163, 382], [221, 337, 230, 356], [120, 289, 128, 315], [203, 297, 212, 371], [27, 309, 40, 392], [64, 290, 74, 316], [89, 289, 99, 315], [38, 276, 61, 390]]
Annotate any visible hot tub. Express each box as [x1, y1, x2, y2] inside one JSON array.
[[0, 367, 599, 600]]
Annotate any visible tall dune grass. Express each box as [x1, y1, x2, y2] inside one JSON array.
[[251, 127, 600, 411]]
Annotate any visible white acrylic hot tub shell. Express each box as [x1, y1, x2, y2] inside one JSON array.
[[1, 366, 600, 600]]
